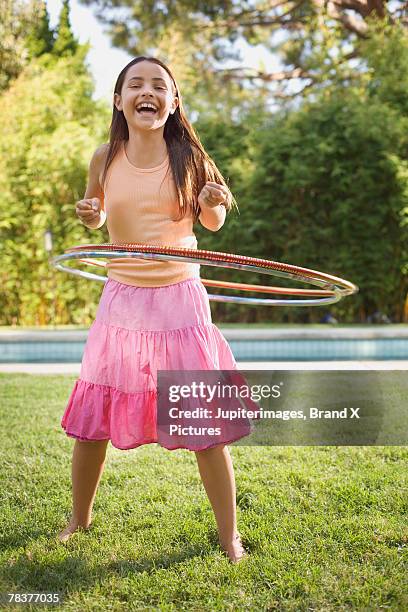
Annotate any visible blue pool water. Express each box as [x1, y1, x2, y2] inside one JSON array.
[[0, 333, 406, 362], [228, 338, 407, 361]]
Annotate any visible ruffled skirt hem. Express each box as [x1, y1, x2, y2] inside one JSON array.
[[61, 378, 252, 452]]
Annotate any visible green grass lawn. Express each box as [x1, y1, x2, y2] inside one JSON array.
[[0, 373, 407, 611]]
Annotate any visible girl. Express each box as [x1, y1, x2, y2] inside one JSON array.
[[58, 56, 247, 563]]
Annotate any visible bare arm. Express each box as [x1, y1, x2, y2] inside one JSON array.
[[198, 202, 226, 232], [77, 145, 108, 229], [198, 182, 229, 231]]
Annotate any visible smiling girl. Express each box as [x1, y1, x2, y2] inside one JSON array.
[[58, 56, 247, 563]]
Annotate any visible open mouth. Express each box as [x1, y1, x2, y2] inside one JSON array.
[[136, 105, 158, 116]]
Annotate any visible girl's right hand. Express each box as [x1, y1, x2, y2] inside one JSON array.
[[76, 198, 101, 227]]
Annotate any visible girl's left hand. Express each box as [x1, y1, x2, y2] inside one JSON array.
[[198, 182, 229, 208]]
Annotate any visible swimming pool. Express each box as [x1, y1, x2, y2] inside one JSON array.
[[0, 327, 406, 362]]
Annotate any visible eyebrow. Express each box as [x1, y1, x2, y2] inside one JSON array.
[[128, 77, 167, 84]]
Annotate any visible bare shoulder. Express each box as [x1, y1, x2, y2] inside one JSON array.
[[96, 142, 110, 155], [94, 143, 110, 164]]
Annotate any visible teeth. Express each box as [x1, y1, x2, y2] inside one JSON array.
[[136, 103, 157, 111]]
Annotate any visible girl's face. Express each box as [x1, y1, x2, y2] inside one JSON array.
[[114, 61, 178, 132]]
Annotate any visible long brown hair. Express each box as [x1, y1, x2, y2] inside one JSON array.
[[101, 56, 239, 222]]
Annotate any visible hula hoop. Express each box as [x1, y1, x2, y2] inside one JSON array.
[[51, 242, 358, 307]]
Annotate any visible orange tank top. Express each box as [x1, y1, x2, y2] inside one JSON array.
[[102, 140, 200, 287]]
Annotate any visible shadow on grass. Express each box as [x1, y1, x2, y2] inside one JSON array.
[[1, 540, 209, 602], [0, 527, 58, 552], [108, 542, 208, 574]]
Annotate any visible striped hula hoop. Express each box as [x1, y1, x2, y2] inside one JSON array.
[[51, 242, 358, 307]]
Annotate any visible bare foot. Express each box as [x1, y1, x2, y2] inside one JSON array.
[[57, 519, 93, 543], [219, 533, 248, 564]]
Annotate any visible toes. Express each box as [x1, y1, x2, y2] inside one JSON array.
[[219, 533, 248, 563], [56, 522, 92, 543], [57, 528, 73, 543]]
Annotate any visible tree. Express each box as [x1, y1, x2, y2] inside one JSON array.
[[78, 0, 408, 106], [0, 0, 39, 91], [25, 0, 55, 60], [195, 22, 408, 323], [236, 25, 408, 323], [53, 0, 79, 58], [0, 50, 110, 326]]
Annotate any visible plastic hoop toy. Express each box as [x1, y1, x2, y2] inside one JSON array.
[[51, 242, 358, 307]]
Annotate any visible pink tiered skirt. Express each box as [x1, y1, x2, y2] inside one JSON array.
[[61, 276, 248, 451]]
